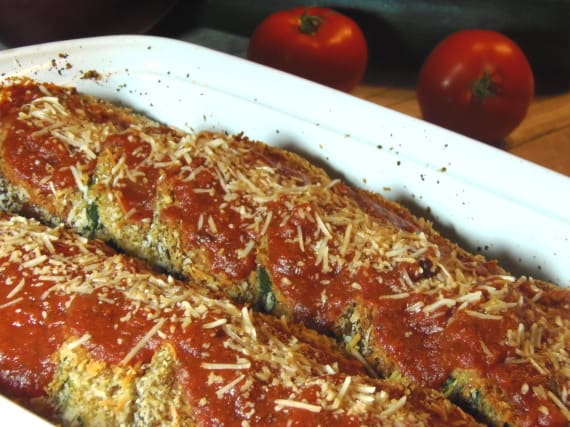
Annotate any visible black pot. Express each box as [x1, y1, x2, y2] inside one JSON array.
[[0, 0, 178, 47]]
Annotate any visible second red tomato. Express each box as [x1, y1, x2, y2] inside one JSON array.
[[247, 7, 368, 92], [417, 30, 534, 144]]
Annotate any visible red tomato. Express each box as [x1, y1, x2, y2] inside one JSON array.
[[247, 7, 368, 92], [417, 30, 534, 144]]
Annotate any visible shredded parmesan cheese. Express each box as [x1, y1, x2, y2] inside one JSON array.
[[121, 318, 166, 365], [275, 399, 322, 413]]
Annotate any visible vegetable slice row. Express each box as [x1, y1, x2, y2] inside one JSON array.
[[1, 213, 477, 426]]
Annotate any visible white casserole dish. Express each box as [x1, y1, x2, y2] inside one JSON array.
[[0, 34, 568, 424]]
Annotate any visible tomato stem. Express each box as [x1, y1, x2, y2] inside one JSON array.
[[298, 10, 323, 35], [471, 70, 496, 100]]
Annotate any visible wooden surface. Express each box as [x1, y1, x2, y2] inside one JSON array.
[[352, 69, 570, 177]]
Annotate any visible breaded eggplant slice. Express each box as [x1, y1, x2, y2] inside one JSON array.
[[0, 78, 153, 230]]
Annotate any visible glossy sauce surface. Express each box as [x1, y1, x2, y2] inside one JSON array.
[[0, 215, 478, 426]]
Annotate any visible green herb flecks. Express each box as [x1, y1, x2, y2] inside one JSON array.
[[85, 202, 100, 238], [257, 267, 276, 313]]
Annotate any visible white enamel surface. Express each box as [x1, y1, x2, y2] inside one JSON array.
[[0, 395, 53, 426], [0, 33, 568, 422]]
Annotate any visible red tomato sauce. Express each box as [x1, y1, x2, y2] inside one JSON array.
[[260, 190, 566, 425], [161, 169, 257, 281], [0, 222, 377, 426], [2, 122, 95, 195], [101, 132, 167, 222]]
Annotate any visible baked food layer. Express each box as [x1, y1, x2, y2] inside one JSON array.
[[0, 78, 568, 426], [0, 212, 479, 426]]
